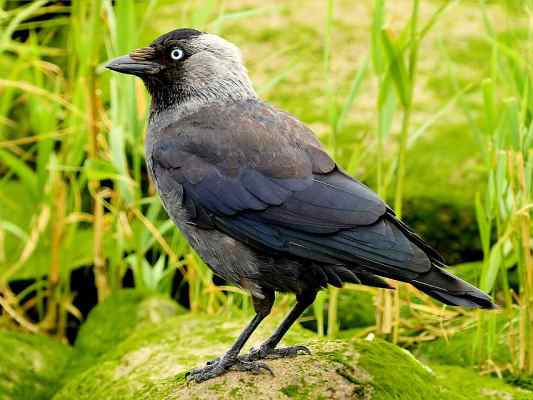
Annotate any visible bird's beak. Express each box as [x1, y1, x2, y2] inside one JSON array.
[[105, 54, 162, 76]]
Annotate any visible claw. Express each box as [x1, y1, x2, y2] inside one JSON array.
[[230, 359, 274, 375], [205, 357, 220, 366], [244, 344, 312, 361], [187, 355, 274, 383], [187, 358, 218, 376]]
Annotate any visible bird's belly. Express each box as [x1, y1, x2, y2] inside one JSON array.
[[156, 183, 262, 291]]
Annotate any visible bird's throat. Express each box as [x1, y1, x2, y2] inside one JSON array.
[[147, 78, 257, 122]]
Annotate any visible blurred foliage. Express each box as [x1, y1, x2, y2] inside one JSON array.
[[0, 329, 72, 400], [303, 287, 376, 333]]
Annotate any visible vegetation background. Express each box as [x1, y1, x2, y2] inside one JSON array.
[[0, 0, 532, 397]]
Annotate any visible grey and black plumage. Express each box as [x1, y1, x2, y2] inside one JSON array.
[[106, 28, 496, 383]]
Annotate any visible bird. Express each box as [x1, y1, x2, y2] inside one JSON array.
[[106, 28, 496, 383]]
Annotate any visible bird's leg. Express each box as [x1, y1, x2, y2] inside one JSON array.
[[186, 289, 275, 383], [243, 289, 317, 361]]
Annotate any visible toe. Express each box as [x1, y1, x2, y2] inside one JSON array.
[[187, 354, 277, 383], [248, 344, 312, 360], [187, 364, 227, 383], [230, 359, 274, 376], [241, 347, 262, 361], [186, 357, 226, 382]]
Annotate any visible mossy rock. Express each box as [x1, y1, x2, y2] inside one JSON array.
[[65, 289, 186, 379], [432, 364, 533, 400], [0, 330, 72, 400], [53, 312, 530, 400]]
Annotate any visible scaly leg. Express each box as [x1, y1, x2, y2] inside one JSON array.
[[243, 289, 317, 361], [186, 289, 275, 383]]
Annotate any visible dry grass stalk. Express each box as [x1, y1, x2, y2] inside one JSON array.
[[0, 295, 39, 333], [93, 189, 110, 303], [3, 204, 50, 280]]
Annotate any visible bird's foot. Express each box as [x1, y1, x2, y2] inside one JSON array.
[[243, 344, 311, 361], [186, 355, 273, 383]]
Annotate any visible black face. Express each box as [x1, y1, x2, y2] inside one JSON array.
[[105, 28, 202, 77]]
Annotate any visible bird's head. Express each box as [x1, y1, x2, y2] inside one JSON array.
[[106, 28, 256, 111]]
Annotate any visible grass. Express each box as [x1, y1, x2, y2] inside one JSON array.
[[0, 0, 531, 384]]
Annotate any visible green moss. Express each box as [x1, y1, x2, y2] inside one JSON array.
[[229, 386, 242, 397], [280, 384, 300, 397], [278, 379, 316, 399], [52, 310, 532, 400], [354, 338, 448, 400], [54, 313, 313, 400], [0, 330, 72, 400], [4, 315, 526, 400], [432, 364, 533, 400], [65, 289, 185, 379]]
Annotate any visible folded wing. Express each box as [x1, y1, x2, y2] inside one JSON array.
[[151, 99, 494, 308]]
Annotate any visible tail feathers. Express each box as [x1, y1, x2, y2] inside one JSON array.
[[356, 271, 392, 289], [412, 265, 496, 309], [319, 265, 392, 289]]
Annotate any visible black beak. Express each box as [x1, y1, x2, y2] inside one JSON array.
[[105, 55, 162, 76]]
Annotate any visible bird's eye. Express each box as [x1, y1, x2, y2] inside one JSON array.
[[170, 47, 184, 61]]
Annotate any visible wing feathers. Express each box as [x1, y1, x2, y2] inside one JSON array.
[[152, 99, 449, 292], [240, 169, 290, 205]]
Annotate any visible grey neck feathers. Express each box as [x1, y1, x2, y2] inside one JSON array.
[[149, 79, 256, 124], [148, 66, 256, 126]]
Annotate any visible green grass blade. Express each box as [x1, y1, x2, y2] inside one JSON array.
[[336, 55, 369, 132], [371, 0, 386, 75], [381, 28, 410, 109]]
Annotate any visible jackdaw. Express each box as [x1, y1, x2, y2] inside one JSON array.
[[106, 28, 495, 383]]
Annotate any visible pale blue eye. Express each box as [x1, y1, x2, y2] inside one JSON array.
[[170, 48, 184, 60]]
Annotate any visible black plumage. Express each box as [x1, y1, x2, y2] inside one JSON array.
[[152, 99, 493, 308], [106, 28, 495, 383]]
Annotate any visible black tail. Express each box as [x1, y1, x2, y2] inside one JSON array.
[[383, 210, 496, 309], [411, 263, 496, 309]]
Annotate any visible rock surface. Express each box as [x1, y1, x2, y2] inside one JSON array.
[[64, 289, 185, 379], [52, 291, 531, 400], [54, 312, 444, 400], [2, 290, 531, 400], [53, 315, 533, 399]]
